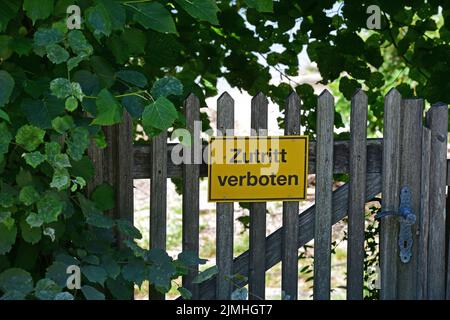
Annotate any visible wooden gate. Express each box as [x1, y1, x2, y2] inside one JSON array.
[[87, 88, 449, 300]]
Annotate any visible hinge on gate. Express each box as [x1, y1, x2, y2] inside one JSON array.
[[376, 186, 416, 263]]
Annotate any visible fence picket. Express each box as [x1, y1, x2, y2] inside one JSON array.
[[281, 92, 301, 300], [216, 92, 235, 299], [426, 103, 448, 300], [149, 130, 168, 300], [314, 90, 334, 300], [380, 88, 401, 300], [347, 90, 368, 300], [182, 94, 201, 299], [249, 92, 268, 300], [417, 127, 431, 299], [397, 98, 423, 299]]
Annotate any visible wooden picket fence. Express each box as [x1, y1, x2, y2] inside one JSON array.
[[87, 88, 450, 300]]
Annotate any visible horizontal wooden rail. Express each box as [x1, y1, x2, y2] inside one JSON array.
[[133, 138, 384, 179]]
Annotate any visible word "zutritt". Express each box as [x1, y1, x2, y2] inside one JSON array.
[[230, 148, 287, 163]]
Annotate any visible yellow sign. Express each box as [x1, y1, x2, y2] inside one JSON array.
[[208, 136, 309, 202]]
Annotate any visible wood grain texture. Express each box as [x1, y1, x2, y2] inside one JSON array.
[[281, 92, 301, 300], [314, 90, 334, 300], [397, 98, 423, 299], [149, 130, 168, 300], [347, 90, 368, 300], [182, 94, 201, 299], [248, 92, 268, 300], [417, 127, 431, 299], [380, 89, 401, 300], [426, 102, 448, 299], [216, 92, 235, 300], [193, 173, 382, 299]]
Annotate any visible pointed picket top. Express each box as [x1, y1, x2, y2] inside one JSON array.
[[351, 88, 367, 100], [385, 87, 401, 100], [217, 91, 234, 105], [252, 91, 268, 104], [185, 92, 200, 104], [427, 102, 448, 128], [318, 89, 334, 103], [286, 91, 300, 105]]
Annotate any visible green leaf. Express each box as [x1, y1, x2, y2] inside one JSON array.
[[19, 186, 40, 206], [0, 70, 14, 107], [78, 193, 114, 228], [178, 251, 208, 266], [91, 89, 123, 125], [91, 183, 115, 211], [67, 30, 93, 56], [0, 1, 20, 32], [131, 2, 178, 34], [122, 259, 147, 286], [50, 78, 84, 100], [23, 0, 54, 24], [37, 192, 64, 223], [175, 0, 220, 24], [15, 125, 45, 152], [20, 217, 41, 244], [66, 127, 90, 161], [52, 115, 75, 134], [82, 265, 107, 285], [122, 95, 145, 119], [244, 0, 273, 13], [0, 268, 33, 295], [178, 287, 192, 300], [54, 292, 74, 300], [148, 262, 173, 291], [50, 168, 71, 191], [65, 96, 78, 112], [81, 285, 105, 300], [45, 44, 69, 64], [101, 254, 120, 279], [116, 70, 148, 88], [0, 223, 16, 254], [86, 4, 112, 39], [45, 261, 69, 288], [26, 212, 44, 228], [0, 109, 10, 123], [339, 77, 362, 100], [0, 211, 14, 229], [151, 77, 183, 98], [142, 96, 178, 132], [35, 279, 61, 300], [116, 219, 142, 240], [0, 122, 12, 154], [192, 266, 218, 283], [23, 151, 46, 168], [34, 28, 64, 47]]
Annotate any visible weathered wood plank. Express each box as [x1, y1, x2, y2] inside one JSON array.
[[194, 173, 382, 299], [132, 139, 384, 179], [314, 90, 334, 300], [248, 92, 268, 300], [397, 98, 423, 299], [380, 88, 401, 300], [417, 127, 431, 299], [281, 92, 301, 300], [216, 92, 235, 300], [347, 90, 368, 300], [182, 94, 201, 299], [117, 112, 134, 234], [426, 102, 448, 300], [149, 130, 168, 300]]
